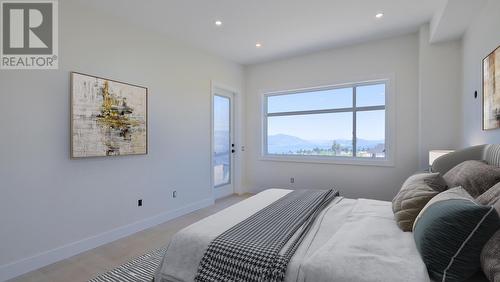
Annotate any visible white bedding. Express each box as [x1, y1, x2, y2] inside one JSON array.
[[154, 189, 430, 282]]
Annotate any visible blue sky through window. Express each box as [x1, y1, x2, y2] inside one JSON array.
[[268, 113, 352, 140], [356, 84, 385, 107], [267, 84, 385, 141], [214, 95, 229, 132], [267, 87, 352, 113]]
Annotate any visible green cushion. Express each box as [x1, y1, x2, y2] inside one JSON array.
[[413, 188, 500, 282]]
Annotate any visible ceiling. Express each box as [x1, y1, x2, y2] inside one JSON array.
[[82, 0, 454, 65], [430, 0, 487, 43]]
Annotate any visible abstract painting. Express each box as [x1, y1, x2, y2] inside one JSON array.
[[71, 72, 147, 158], [483, 45, 500, 130]]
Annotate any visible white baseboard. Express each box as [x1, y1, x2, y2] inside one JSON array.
[[214, 186, 234, 199], [0, 197, 214, 282]]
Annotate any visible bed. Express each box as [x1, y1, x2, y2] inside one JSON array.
[[154, 189, 429, 282], [154, 144, 500, 282]]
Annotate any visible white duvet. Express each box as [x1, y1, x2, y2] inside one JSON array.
[[154, 189, 430, 282]]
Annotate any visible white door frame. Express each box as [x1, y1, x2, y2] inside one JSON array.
[[210, 81, 241, 200]]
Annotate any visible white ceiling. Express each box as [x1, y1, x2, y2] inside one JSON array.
[[82, 0, 451, 65], [430, 0, 487, 43]]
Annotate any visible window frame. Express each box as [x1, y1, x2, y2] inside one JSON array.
[[261, 77, 395, 167]]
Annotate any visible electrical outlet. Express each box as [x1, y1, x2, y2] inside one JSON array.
[[138, 199, 143, 206], [290, 177, 295, 184], [172, 191, 177, 198]]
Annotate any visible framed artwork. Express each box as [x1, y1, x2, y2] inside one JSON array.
[[483, 44, 500, 130], [71, 72, 148, 158]]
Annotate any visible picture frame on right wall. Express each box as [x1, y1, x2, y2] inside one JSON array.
[[483, 44, 500, 130]]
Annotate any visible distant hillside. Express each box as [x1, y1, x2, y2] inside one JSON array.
[[268, 134, 327, 153], [268, 134, 312, 146], [214, 130, 230, 153], [268, 134, 383, 154]]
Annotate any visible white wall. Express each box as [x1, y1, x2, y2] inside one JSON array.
[[418, 25, 462, 168], [244, 34, 420, 201], [0, 1, 482, 279], [0, 1, 243, 279], [462, 0, 500, 146]]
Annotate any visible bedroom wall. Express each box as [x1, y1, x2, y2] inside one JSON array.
[[418, 25, 462, 169], [0, 0, 243, 279], [462, 0, 500, 146], [244, 34, 420, 201]]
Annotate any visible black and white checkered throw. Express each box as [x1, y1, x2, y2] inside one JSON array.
[[195, 189, 338, 282]]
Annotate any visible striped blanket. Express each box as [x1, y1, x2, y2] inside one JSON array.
[[194, 189, 338, 282]]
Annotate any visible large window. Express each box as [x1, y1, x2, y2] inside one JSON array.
[[263, 80, 390, 164]]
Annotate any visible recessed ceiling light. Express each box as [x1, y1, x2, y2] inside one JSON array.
[[215, 20, 222, 26], [255, 42, 262, 48], [375, 12, 384, 19]]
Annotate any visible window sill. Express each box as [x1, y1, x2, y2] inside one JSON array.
[[259, 155, 395, 167]]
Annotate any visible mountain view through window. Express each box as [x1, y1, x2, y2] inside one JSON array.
[[265, 83, 386, 158]]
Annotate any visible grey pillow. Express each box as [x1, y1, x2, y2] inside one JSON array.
[[477, 183, 500, 282], [443, 160, 500, 198], [477, 182, 500, 211], [481, 230, 500, 282], [392, 173, 447, 232]]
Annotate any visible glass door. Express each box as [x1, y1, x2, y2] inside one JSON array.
[[213, 89, 234, 198]]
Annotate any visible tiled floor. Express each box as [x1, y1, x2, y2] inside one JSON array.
[[8, 194, 249, 282]]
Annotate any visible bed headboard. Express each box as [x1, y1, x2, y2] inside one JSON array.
[[431, 144, 500, 174]]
